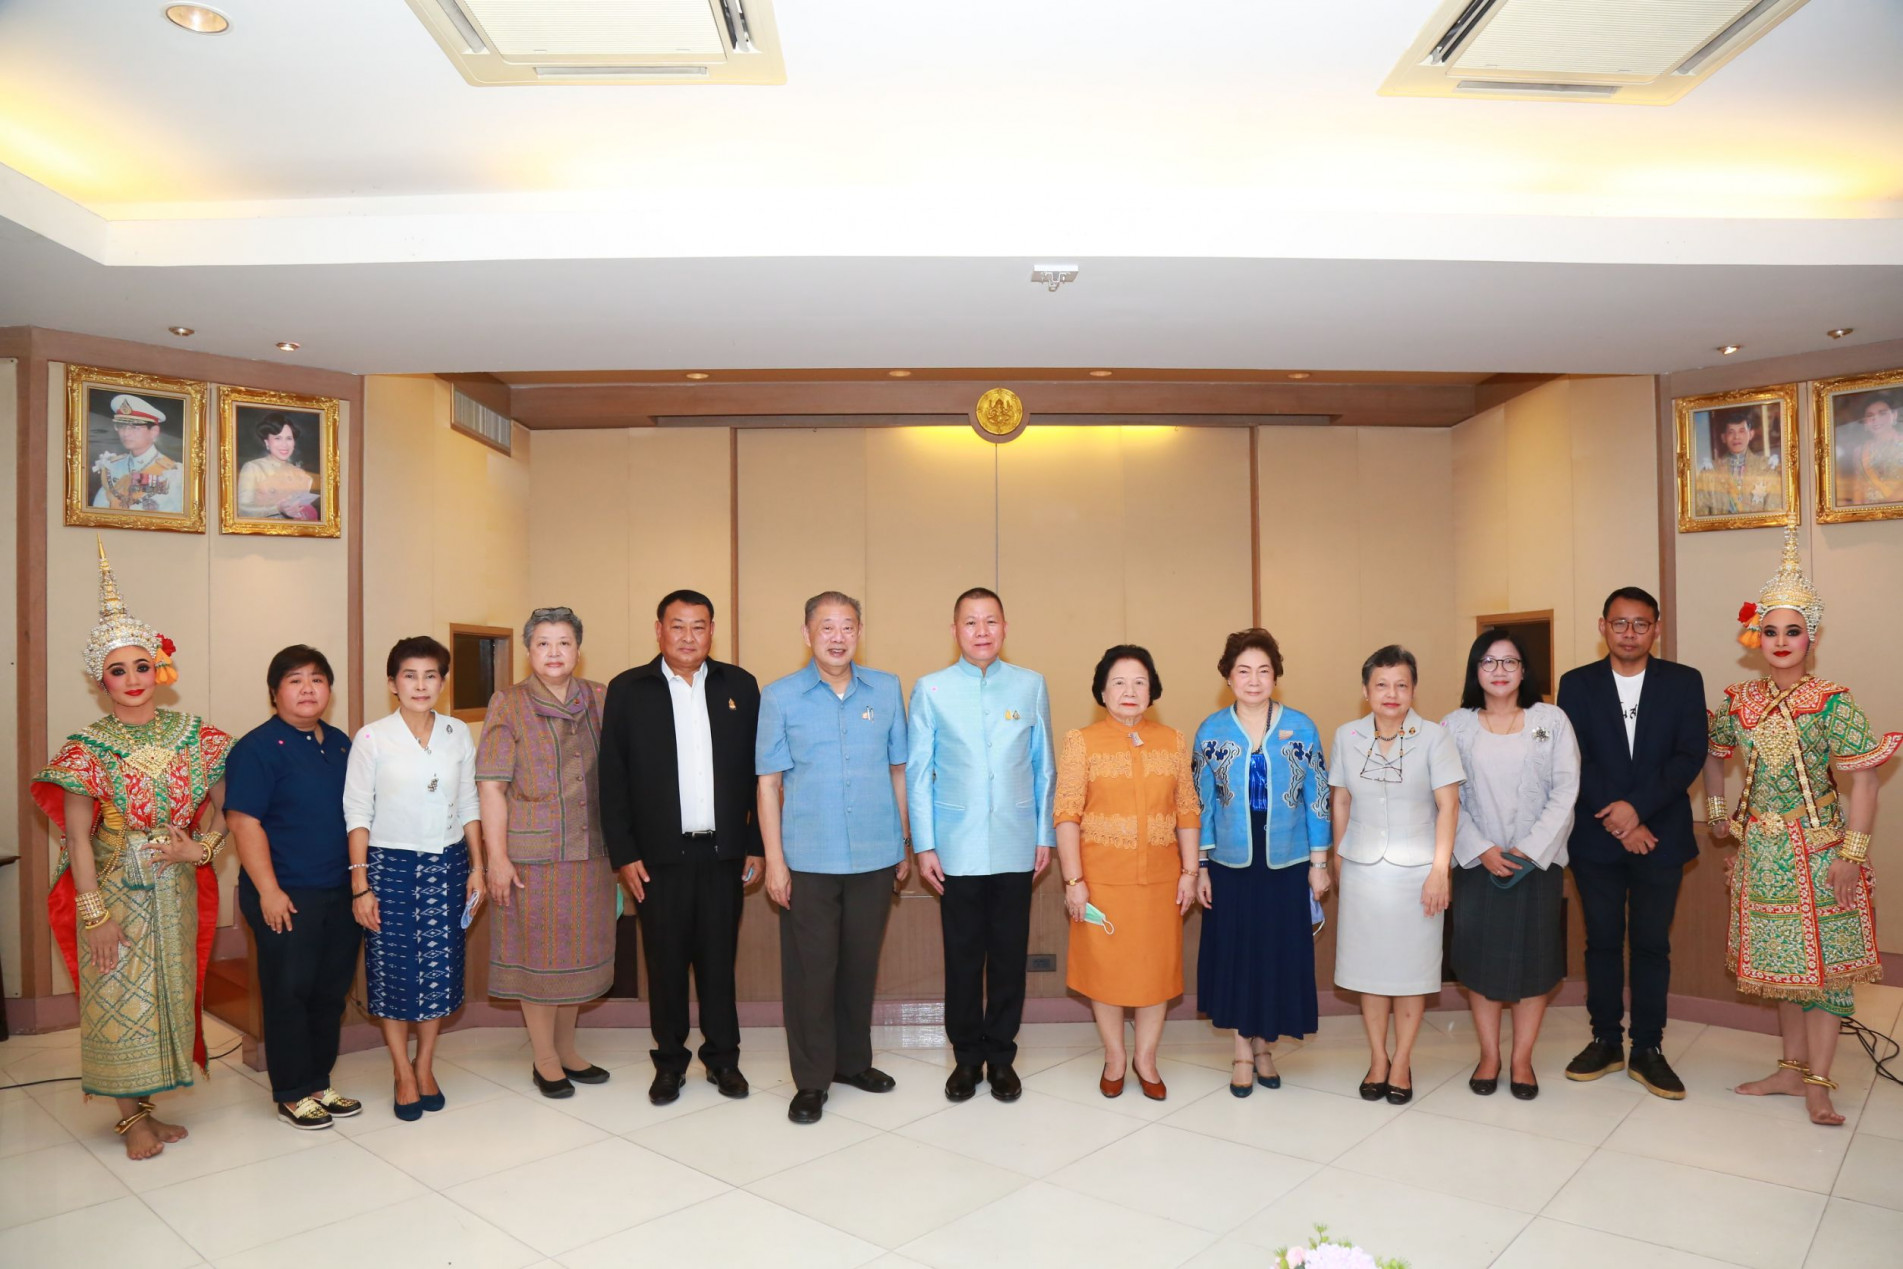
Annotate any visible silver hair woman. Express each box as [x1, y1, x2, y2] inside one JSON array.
[[472, 606, 619, 1097]]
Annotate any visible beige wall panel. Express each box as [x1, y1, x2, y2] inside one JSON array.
[[1504, 381, 1578, 687], [527, 428, 634, 683], [1452, 405, 1510, 629], [1567, 375, 1660, 672], [361, 375, 440, 713], [0, 360, 17, 993], [1355, 428, 1458, 721], [625, 427, 733, 671]]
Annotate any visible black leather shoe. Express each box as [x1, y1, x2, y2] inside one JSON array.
[[1627, 1046, 1686, 1100], [1358, 1069, 1389, 1101], [1510, 1079, 1540, 1100], [945, 1063, 981, 1102], [987, 1062, 1022, 1102], [648, 1069, 684, 1105], [1385, 1072, 1414, 1106], [834, 1067, 896, 1093], [706, 1067, 750, 1099], [788, 1088, 828, 1124], [531, 1067, 575, 1099], [563, 1064, 610, 1085], [1469, 1065, 1499, 1096], [1565, 1038, 1626, 1082]]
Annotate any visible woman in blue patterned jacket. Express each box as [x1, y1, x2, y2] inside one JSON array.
[[1192, 629, 1332, 1097]]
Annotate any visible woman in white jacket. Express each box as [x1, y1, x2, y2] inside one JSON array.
[[1441, 629, 1580, 1101]]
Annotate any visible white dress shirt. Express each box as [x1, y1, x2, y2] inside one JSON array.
[[662, 659, 717, 832], [342, 711, 481, 853], [1614, 667, 1645, 754]]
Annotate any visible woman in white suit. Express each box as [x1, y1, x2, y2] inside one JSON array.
[[1328, 645, 1463, 1105], [1442, 630, 1579, 1101]]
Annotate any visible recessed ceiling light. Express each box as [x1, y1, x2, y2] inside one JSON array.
[[167, 326, 194, 337], [1827, 328, 1854, 340], [274, 341, 300, 352], [684, 372, 710, 380], [164, 5, 230, 34], [1717, 344, 1742, 356], [887, 370, 912, 378], [1088, 370, 1113, 378], [1287, 371, 1311, 380]]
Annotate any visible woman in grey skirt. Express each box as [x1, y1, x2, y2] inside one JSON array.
[[1442, 629, 1579, 1101]]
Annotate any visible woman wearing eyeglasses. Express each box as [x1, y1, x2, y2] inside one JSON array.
[[1441, 630, 1579, 1100], [1327, 645, 1463, 1105]]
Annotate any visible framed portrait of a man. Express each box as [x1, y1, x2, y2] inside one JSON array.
[[218, 386, 342, 538], [1674, 384, 1799, 533], [1815, 369, 1903, 524], [64, 365, 207, 533]]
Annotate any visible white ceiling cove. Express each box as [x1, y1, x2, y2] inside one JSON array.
[[1, 0, 1899, 374]]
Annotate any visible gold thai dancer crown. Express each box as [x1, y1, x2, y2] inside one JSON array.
[[83, 537, 177, 683]]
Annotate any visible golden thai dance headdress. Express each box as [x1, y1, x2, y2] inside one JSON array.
[[83, 538, 177, 683], [1736, 526, 1824, 648]]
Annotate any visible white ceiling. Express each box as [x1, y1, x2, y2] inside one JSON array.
[[1, 0, 1900, 374]]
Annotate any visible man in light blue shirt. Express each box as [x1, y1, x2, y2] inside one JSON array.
[[757, 592, 910, 1124], [907, 587, 1055, 1103]]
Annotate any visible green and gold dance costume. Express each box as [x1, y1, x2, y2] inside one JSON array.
[[1707, 677, 1898, 1016], [33, 710, 230, 1098]]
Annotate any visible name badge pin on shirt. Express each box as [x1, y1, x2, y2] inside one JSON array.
[[728, 698, 736, 710], [426, 775, 439, 793], [862, 707, 875, 722], [1279, 729, 1294, 740], [1005, 709, 1019, 721]]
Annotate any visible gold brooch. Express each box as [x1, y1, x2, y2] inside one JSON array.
[[728, 698, 736, 710]]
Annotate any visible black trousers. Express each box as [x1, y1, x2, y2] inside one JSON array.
[[238, 878, 362, 1104], [1570, 851, 1686, 1049], [639, 852, 745, 1074], [940, 871, 1033, 1066], [779, 866, 896, 1091]]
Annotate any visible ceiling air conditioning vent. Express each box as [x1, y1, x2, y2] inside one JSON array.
[[1382, 0, 1809, 105], [406, 0, 785, 86]]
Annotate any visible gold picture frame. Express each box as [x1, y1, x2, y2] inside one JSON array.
[[1674, 384, 1800, 533], [64, 365, 207, 533], [1813, 368, 1903, 524], [218, 386, 342, 538]]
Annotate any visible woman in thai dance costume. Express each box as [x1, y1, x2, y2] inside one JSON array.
[[31, 543, 232, 1159], [1704, 529, 1899, 1126]]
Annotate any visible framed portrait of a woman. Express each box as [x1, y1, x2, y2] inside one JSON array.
[[1815, 368, 1903, 524], [1673, 384, 1799, 533], [218, 386, 341, 538], [64, 364, 207, 533]]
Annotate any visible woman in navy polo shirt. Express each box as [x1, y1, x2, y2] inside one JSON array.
[[225, 645, 364, 1131]]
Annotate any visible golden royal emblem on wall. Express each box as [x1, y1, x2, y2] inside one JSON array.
[[972, 387, 1027, 441]]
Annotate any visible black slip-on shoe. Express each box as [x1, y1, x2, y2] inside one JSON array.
[[834, 1067, 896, 1093], [788, 1088, 828, 1124], [646, 1069, 683, 1105], [945, 1063, 982, 1102], [707, 1067, 750, 1099], [987, 1062, 1022, 1102]]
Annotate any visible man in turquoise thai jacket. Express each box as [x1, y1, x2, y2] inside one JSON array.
[[907, 588, 1056, 1104]]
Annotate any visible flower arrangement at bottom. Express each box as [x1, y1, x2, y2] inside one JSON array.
[[1275, 1224, 1409, 1269]]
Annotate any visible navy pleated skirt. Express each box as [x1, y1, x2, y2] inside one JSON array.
[[365, 843, 468, 1022], [1197, 808, 1319, 1042]]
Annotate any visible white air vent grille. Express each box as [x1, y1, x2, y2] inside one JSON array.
[[407, 0, 783, 86], [452, 391, 515, 454], [1382, 0, 1809, 105]]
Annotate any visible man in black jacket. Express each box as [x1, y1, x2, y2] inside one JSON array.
[[1555, 586, 1707, 1100], [599, 590, 762, 1105]]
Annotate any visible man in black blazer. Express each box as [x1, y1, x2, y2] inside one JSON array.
[[1556, 586, 1707, 1100], [599, 589, 763, 1105]]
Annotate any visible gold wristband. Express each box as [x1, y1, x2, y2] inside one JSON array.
[[1064, 876, 1086, 888], [1840, 830, 1872, 864], [75, 889, 112, 930], [1705, 797, 1727, 823]]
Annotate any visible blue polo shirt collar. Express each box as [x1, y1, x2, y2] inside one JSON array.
[[798, 659, 867, 699]]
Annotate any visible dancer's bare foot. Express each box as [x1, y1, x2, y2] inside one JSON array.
[[1804, 1081, 1845, 1127], [146, 1114, 188, 1143], [1734, 1065, 1806, 1098], [119, 1115, 165, 1161]]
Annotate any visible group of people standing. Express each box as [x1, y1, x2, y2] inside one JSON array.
[[34, 529, 1896, 1158]]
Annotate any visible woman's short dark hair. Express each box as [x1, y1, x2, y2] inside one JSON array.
[[1091, 644, 1162, 705], [1461, 628, 1542, 710], [386, 635, 450, 679], [253, 411, 299, 444], [266, 644, 333, 700], [1360, 644, 1417, 687], [1217, 628, 1284, 679]]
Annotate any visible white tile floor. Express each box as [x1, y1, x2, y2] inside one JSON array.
[[3, 988, 1902, 1269]]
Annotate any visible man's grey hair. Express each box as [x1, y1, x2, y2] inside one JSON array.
[[803, 591, 863, 624], [523, 606, 583, 647]]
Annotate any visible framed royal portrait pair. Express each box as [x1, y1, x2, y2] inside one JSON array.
[[1673, 368, 1903, 532], [63, 364, 341, 538]]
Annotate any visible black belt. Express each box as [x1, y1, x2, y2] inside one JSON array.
[[682, 830, 717, 841]]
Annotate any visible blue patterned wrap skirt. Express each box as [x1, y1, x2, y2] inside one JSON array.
[[365, 843, 469, 1022]]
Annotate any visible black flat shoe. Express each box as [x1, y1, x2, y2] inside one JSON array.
[[531, 1067, 575, 1099], [706, 1067, 750, 1099], [417, 1090, 446, 1112], [1510, 1079, 1539, 1100], [945, 1063, 981, 1102], [986, 1063, 1022, 1102], [1385, 1068, 1413, 1105], [834, 1067, 896, 1093], [1470, 1065, 1500, 1096], [1358, 1069, 1390, 1101], [647, 1069, 684, 1105], [563, 1064, 610, 1085], [788, 1088, 828, 1124]]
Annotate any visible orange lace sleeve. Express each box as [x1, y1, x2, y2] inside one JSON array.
[[1054, 729, 1088, 825], [1172, 728, 1201, 829]]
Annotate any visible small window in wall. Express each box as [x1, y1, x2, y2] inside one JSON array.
[[451, 389, 514, 455], [448, 624, 513, 723], [1476, 610, 1555, 701]]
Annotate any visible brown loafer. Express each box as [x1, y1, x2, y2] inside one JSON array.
[[1099, 1066, 1125, 1098]]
